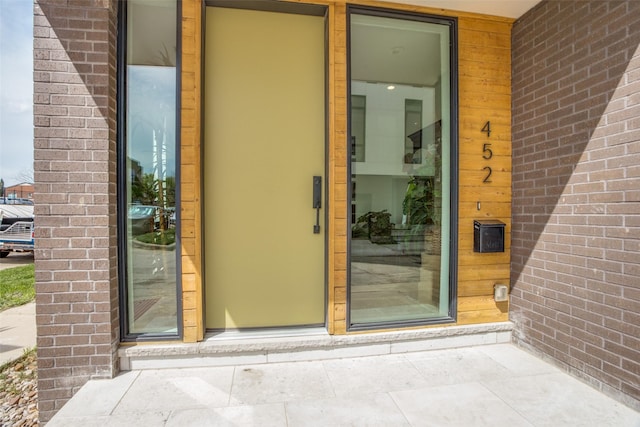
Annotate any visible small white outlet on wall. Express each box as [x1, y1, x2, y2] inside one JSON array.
[[494, 284, 509, 302]]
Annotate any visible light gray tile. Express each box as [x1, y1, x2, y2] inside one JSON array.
[[112, 366, 235, 414], [496, 330, 512, 343], [404, 347, 512, 386], [166, 404, 287, 427], [267, 343, 390, 363], [484, 372, 640, 427], [128, 353, 268, 370], [47, 412, 169, 427], [391, 382, 533, 427], [230, 361, 335, 405], [477, 344, 559, 376], [286, 393, 410, 427], [391, 332, 498, 354], [322, 353, 429, 397], [52, 371, 140, 418]]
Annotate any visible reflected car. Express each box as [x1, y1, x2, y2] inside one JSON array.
[[128, 205, 159, 235], [167, 207, 176, 228]]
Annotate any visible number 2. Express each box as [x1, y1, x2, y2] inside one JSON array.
[[482, 166, 492, 183]]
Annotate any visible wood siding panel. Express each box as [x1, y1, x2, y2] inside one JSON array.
[[456, 14, 512, 326], [181, 0, 203, 342], [331, 2, 349, 335]]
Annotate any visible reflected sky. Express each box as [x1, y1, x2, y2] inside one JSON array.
[[127, 65, 177, 178]]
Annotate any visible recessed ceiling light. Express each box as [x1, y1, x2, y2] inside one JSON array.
[[387, 85, 395, 90]]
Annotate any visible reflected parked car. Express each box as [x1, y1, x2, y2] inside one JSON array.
[[128, 205, 175, 235], [129, 205, 159, 235], [166, 207, 176, 228]]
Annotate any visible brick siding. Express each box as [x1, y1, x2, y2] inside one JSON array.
[[33, 0, 119, 422], [511, 0, 640, 410]]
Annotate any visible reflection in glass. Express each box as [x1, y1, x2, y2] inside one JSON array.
[[351, 95, 366, 162], [124, 0, 178, 335], [349, 12, 452, 326], [404, 99, 422, 164]]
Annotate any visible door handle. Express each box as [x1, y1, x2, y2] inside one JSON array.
[[313, 176, 321, 233]]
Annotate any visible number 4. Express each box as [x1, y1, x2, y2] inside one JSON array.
[[481, 121, 491, 137]]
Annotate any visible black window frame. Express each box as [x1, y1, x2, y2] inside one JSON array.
[[346, 5, 459, 331], [116, 0, 183, 342]]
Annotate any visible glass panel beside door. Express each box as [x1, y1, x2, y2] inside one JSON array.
[[348, 9, 456, 327], [121, 0, 179, 337]]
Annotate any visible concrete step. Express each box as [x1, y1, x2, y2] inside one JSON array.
[[119, 321, 513, 370]]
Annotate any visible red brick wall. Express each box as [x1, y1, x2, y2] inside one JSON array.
[[33, 0, 119, 422], [4, 183, 35, 199], [511, 0, 640, 410]]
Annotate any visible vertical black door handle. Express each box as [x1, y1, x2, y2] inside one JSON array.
[[313, 176, 321, 233]]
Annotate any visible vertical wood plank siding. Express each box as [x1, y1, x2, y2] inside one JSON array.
[[181, 0, 204, 341], [331, 2, 349, 334], [180, 0, 512, 339], [456, 16, 512, 324]]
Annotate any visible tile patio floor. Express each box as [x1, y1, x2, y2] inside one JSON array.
[[47, 343, 640, 426]]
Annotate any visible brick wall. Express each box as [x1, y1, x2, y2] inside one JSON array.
[[33, 0, 119, 422], [511, 0, 640, 410]]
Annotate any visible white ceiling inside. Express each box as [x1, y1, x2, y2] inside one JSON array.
[[351, 15, 446, 86], [351, 1, 542, 87], [385, 0, 542, 19]]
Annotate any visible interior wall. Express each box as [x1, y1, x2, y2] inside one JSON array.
[[351, 81, 437, 176], [511, 0, 640, 410]]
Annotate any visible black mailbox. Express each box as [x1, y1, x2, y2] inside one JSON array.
[[474, 220, 505, 253]]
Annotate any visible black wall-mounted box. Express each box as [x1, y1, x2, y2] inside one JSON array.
[[474, 220, 505, 253]]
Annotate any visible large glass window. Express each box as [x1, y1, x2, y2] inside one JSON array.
[[120, 0, 180, 337], [348, 9, 456, 327]]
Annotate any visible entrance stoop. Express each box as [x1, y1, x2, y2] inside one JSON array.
[[119, 322, 513, 370]]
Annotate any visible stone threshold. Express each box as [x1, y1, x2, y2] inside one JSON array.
[[119, 322, 513, 370]]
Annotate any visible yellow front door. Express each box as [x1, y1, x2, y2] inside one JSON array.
[[204, 6, 326, 329]]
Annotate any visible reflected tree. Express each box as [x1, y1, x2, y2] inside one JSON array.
[[130, 172, 175, 231], [132, 173, 158, 205], [165, 176, 175, 207]]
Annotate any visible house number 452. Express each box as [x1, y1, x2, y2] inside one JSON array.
[[481, 121, 492, 183]]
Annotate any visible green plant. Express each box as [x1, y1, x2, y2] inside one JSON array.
[[402, 176, 434, 226], [134, 228, 176, 246], [0, 265, 35, 312], [131, 173, 159, 205], [355, 210, 395, 244]]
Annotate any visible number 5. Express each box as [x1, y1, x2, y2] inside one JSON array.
[[482, 143, 493, 160]]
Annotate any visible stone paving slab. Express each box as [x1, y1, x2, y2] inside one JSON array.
[[48, 344, 640, 427], [0, 252, 35, 366], [0, 302, 36, 366]]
